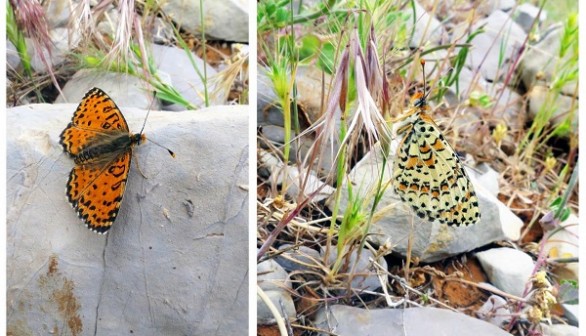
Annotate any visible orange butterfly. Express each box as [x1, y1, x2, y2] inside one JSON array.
[[60, 88, 144, 233]]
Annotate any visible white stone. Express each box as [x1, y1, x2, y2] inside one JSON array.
[[476, 247, 534, 297], [544, 214, 579, 281]]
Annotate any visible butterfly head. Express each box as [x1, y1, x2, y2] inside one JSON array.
[[131, 133, 146, 145], [412, 59, 431, 111], [410, 91, 430, 112], [412, 91, 427, 108]]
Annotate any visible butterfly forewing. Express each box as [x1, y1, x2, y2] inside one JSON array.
[[392, 99, 481, 226], [60, 88, 130, 156], [66, 151, 132, 233]]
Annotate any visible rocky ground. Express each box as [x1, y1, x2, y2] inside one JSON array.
[[257, 1, 578, 335]]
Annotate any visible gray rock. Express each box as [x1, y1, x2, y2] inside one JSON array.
[[295, 66, 335, 125], [543, 214, 578, 283], [476, 247, 534, 297], [161, 0, 248, 42], [55, 70, 160, 110], [477, 295, 511, 328], [257, 258, 297, 325], [260, 125, 289, 144], [454, 10, 526, 82], [257, 66, 339, 176], [444, 67, 522, 133], [7, 104, 249, 335], [257, 288, 296, 326], [278, 165, 335, 202], [540, 323, 579, 336], [403, 1, 447, 48], [27, 28, 80, 73], [314, 306, 512, 336], [479, 0, 516, 13], [258, 148, 334, 202], [332, 144, 523, 263], [150, 43, 221, 110], [259, 125, 337, 176], [44, 0, 74, 28], [275, 244, 322, 272], [519, 24, 576, 96], [7, 40, 21, 71], [258, 259, 292, 292], [151, 16, 176, 44], [96, 7, 120, 37], [473, 163, 501, 196], [562, 304, 579, 326], [512, 3, 547, 33], [519, 24, 578, 134], [257, 66, 336, 128], [445, 65, 491, 105], [486, 82, 524, 132], [527, 83, 577, 133], [321, 246, 387, 292], [257, 68, 283, 126]]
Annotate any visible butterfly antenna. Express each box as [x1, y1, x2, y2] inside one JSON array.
[[139, 109, 151, 135], [140, 95, 174, 157], [148, 137, 176, 158], [420, 59, 431, 101], [140, 93, 156, 134]]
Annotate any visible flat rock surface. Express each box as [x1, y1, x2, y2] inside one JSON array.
[[7, 103, 249, 335], [314, 305, 512, 336]]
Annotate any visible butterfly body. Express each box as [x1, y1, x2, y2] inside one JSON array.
[[392, 93, 480, 226], [73, 133, 144, 166], [60, 88, 142, 234]]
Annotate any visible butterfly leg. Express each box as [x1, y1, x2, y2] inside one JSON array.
[[132, 151, 149, 179]]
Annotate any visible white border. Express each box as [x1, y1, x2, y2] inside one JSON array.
[[248, 0, 258, 334], [577, 3, 585, 333], [1, 0, 8, 334]]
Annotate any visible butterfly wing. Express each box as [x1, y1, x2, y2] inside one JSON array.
[[60, 88, 130, 157], [66, 150, 132, 233], [392, 113, 480, 226]]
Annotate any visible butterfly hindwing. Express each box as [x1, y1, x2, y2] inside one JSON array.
[[66, 151, 133, 233]]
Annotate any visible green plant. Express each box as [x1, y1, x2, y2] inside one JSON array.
[[6, 1, 32, 76], [517, 13, 578, 157]]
